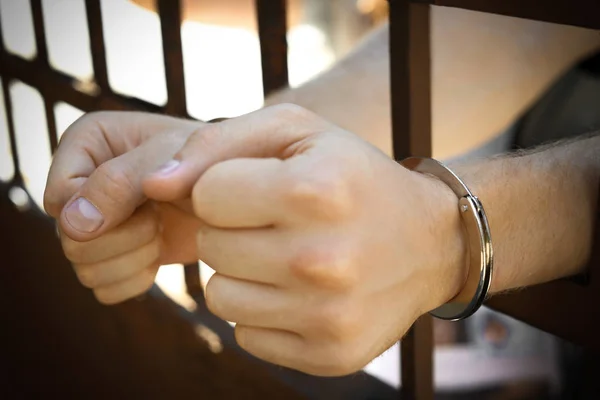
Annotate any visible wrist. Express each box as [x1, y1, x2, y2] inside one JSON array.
[[412, 170, 469, 314]]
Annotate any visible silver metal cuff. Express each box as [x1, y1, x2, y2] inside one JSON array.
[[401, 157, 493, 321]]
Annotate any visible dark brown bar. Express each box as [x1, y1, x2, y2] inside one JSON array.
[[184, 262, 204, 298], [0, 52, 163, 114], [255, 0, 289, 97], [30, 0, 49, 65], [0, 5, 21, 182], [389, 0, 432, 160], [157, 0, 187, 116], [1, 78, 22, 184], [44, 101, 58, 153], [435, 0, 600, 30], [85, 0, 110, 90], [389, 1, 434, 398], [30, 0, 59, 153], [400, 316, 434, 400]]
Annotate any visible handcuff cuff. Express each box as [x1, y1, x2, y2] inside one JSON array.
[[401, 157, 493, 321]]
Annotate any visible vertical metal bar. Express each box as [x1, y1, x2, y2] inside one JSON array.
[[255, 0, 289, 97], [44, 101, 58, 152], [0, 8, 21, 183], [400, 316, 434, 400], [155, 0, 199, 296], [388, 1, 434, 399], [85, 0, 110, 91], [30, 0, 49, 65], [157, 0, 187, 116], [388, 0, 432, 159], [2, 78, 23, 185], [31, 0, 58, 151], [184, 262, 204, 298]]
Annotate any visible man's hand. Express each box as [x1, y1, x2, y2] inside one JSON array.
[[44, 112, 204, 304], [141, 104, 466, 376]]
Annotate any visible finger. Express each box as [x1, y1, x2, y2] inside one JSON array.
[[191, 157, 291, 228], [206, 274, 300, 331], [44, 111, 196, 218], [93, 264, 160, 305], [74, 239, 160, 289], [236, 326, 363, 376], [197, 225, 291, 285], [143, 104, 333, 202], [191, 151, 357, 228], [234, 325, 313, 372], [59, 139, 174, 242], [60, 203, 158, 264]]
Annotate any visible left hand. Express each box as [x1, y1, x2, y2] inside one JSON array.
[[143, 104, 467, 376]]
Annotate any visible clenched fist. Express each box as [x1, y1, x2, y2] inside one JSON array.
[[45, 104, 467, 376]]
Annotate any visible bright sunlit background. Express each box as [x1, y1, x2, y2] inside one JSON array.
[[0, 0, 560, 393]]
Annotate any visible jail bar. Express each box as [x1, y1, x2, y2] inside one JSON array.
[[157, 0, 187, 116], [1, 53, 162, 113], [388, 1, 434, 399], [255, 0, 289, 97], [85, 0, 110, 91], [30, 0, 58, 152], [30, 0, 49, 65], [1, 78, 21, 185], [0, 12, 21, 184]]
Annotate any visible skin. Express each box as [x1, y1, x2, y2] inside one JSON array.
[[44, 11, 600, 376], [45, 106, 599, 376], [265, 12, 600, 159]]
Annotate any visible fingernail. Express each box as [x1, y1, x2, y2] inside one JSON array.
[[65, 197, 104, 233], [154, 159, 180, 176]]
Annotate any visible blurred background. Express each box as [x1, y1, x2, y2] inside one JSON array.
[[0, 1, 577, 399]]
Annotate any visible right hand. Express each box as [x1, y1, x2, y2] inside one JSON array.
[[44, 111, 204, 304]]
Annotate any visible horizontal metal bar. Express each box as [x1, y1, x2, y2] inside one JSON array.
[[434, 0, 600, 30], [0, 52, 163, 114]]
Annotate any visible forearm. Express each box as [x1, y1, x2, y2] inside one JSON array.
[[450, 134, 600, 293], [265, 24, 392, 155], [264, 11, 600, 160], [431, 8, 600, 160]]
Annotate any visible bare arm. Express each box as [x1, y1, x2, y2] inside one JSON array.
[[448, 133, 600, 294], [265, 10, 600, 159]]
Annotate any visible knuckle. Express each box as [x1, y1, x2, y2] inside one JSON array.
[[139, 266, 158, 291], [43, 187, 62, 218], [93, 288, 119, 305], [204, 274, 224, 317], [74, 265, 98, 289], [312, 300, 362, 341], [270, 103, 314, 121], [94, 162, 137, 205], [136, 210, 160, 243], [93, 268, 156, 306], [195, 228, 206, 257], [185, 123, 223, 152], [285, 172, 354, 221], [308, 344, 365, 376], [61, 237, 87, 263], [61, 112, 109, 147], [290, 246, 358, 291]]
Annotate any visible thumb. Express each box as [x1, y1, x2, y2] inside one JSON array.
[[143, 104, 329, 201], [59, 143, 173, 242]]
